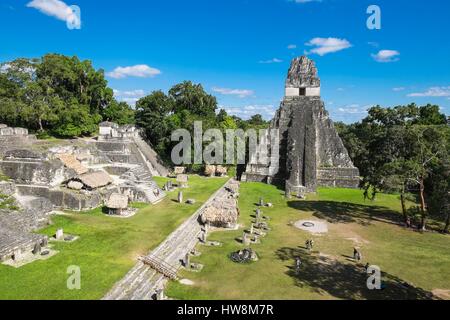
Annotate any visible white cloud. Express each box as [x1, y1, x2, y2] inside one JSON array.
[[407, 86, 450, 97], [371, 50, 400, 63], [331, 104, 373, 123], [305, 37, 352, 56], [259, 58, 283, 64], [107, 65, 161, 79], [212, 87, 254, 98], [393, 87, 405, 92], [113, 89, 146, 98], [337, 104, 370, 115], [221, 105, 276, 120], [27, 0, 81, 29], [113, 89, 146, 106], [368, 42, 379, 48], [120, 97, 140, 105], [287, 44, 297, 50]]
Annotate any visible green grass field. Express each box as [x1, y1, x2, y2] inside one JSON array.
[[0, 175, 227, 300], [1, 178, 448, 300], [166, 182, 450, 300]]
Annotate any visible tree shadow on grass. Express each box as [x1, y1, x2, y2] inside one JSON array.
[[288, 200, 403, 227], [275, 247, 436, 300]]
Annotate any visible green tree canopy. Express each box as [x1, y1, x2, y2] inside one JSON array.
[[0, 54, 134, 137]]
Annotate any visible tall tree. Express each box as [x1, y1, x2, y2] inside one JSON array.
[[103, 101, 135, 125], [135, 90, 173, 157], [169, 81, 217, 117]]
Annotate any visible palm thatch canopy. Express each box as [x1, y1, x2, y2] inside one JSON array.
[[107, 193, 128, 209], [57, 154, 89, 175], [201, 199, 239, 227], [204, 165, 216, 176], [216, 165, 227, 176], [78, 171, 113, 189]]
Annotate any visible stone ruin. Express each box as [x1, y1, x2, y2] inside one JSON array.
[[200, 180, 240, 229], [0, 182, 52, 263], [0, 122, 172, 264], [204, 165, 228, 177], [230, 248, 258, 263], [0, 122, 170, 212], [241, 56, 360, 195], [98, 122, 169, 177], [0, 124, 35, 156]]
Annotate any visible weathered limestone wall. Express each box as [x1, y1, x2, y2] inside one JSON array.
[[16, 185, 102, 211], [0, 160, 75, 187], [95, 141, 141, 164], [0, 136, 36, 157], [317, 167, 361, 188], [0, 181, 15, 196], [0, 226, 48, 262]]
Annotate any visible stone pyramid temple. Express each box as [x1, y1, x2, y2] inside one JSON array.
[[241, 56, 360, 195]]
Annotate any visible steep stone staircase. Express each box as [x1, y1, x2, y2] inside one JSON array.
[[121, 165, 166, 204], [132, 135, 169, 177]]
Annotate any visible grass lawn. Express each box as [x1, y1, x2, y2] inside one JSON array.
[[0, 175, 227, 300], [167, 182, 450, 300]]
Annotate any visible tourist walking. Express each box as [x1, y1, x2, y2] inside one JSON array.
[[353, 248, 362, 262], [295, 257, 302, 274]]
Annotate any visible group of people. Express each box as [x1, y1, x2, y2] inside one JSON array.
[[294, 243, 368, 273], [294, 239, 315, 274], [305, 239, 315, 251]]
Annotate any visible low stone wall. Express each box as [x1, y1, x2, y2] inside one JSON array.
[[104, 166, 133, 176], [317, 167, 360, 189], [0, 160, 76, 187], [16, 185, 102, 211], [0, 135, 35, 157], [241, 173, 270, 183], [95, 141, 130, 153], [0, 207, 50, 234], [0, 226, 48, 262]]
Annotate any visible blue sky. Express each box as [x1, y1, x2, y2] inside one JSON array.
[[1, 0, 449, 123]]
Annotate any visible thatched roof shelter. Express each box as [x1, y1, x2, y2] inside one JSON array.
[[216, 165, 227, 176], [78, 171, 113, 189], [204, 165, 216, 177], [107, 193, 128, 209], [57, 154, 88, 175], [201, 199, 239, 228]]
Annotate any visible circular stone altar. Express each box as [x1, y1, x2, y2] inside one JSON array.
[[294, 220, 328, 234]]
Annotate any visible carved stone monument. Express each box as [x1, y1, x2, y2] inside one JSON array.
[[55, 229, 64, 241]]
